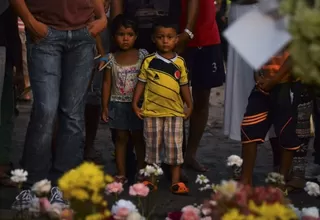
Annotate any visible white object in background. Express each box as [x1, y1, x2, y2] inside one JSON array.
[[223, 8, 292, 70]]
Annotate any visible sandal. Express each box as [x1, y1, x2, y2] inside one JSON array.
[[114, 176, 128, 185], [170, 182, 189, 195], [142, 180, 158, 192]]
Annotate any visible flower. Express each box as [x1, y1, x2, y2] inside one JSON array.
[[215, 180, 239, 199], [106, 182, 124, 195], [139, 165, 156, 177], [39, 197, 51, 213], [195, 175, 209, 185], [31, 179, 51, 196], [114, 207, 130, 219], [181, 205, 201, 220], [199, 184, 215, 192], [111, 200, 138, 216], [226, 155, 243, 167], [153, 163, 164, 176], [85, 213, 105, 220], [10, 169, 28, 183], [304, 182, 320, 197], [127, 212, 143, 220], [302, 207, 319, 218], [265, 172, 285, 185], [139, 164, 163, 177], [129, 183, 150, 197]]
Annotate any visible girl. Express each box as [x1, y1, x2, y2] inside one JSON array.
[[101, 14, 147, 184]]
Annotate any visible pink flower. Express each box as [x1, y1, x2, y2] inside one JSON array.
[[181, 205, 200, 220], [106, 182, 124, 195], [129, 183, 149, 197], [39, 197, 51, 213], [114, 207, 130, 220]]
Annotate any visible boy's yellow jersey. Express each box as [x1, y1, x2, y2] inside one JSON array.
[[138, 52, 189, 117]]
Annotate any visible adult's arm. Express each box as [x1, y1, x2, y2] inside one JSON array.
[[92, 0, 107, 20], [10, 0, 37, 29], [185, 0, 199, 33], [110, 0, 123, 20]]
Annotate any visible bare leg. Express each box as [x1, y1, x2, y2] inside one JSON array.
[[279, 148, 294, 180], [240, 142, 258, 185], [171, 165, 181, 184], [270, 137, 281, 170], [131, 130, 145, 171], [185, 89, 211, 172], [115, 130, 130, 176]]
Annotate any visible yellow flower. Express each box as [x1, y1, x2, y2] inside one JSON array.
[[105, 175, 114, 183], [102, 201, 107, 207], [103, 210, 111, 218], [85, 213, 104, 220], [222, 209, 245, 220], [70, 188, 90, 201], [248, 201, 298, 220], [91, 192, 103, 205]]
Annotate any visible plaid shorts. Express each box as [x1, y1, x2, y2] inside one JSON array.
[[144, 117, 184, 165]]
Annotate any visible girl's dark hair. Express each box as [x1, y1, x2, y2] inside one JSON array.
[[111, 14, 138, 36]]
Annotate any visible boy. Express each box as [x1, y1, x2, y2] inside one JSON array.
[[240, 49, 302, 189], [132, 17, 193, 195]]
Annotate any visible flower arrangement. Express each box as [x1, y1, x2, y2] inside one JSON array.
[[167, 172, 320, 220], [279, 0, 320, 84], [57, 162, 113, 219]]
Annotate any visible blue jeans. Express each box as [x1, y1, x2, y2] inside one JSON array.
[[21, 27, 95, 187]]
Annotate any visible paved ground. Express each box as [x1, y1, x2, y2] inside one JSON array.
[[0, 86, 319, 219]]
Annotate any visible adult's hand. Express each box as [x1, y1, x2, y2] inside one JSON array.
[[87, 18, 107, 37], [175, 32, 191, 55], [26, 19, 49, 43]]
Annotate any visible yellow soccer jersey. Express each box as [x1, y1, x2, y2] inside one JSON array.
[[138, 52, 189, 117]]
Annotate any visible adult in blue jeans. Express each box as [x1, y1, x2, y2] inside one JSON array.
[[10, 0, 107, 210]]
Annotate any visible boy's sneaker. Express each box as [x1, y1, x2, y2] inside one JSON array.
[[11, 189, 37, 211], [49, 187, 69, 209]]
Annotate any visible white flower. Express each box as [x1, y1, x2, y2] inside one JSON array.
[[215, 180, 239, 199], [265, 172, 285, 185], [199, 184, 215, 192], [301, 207, 319, 218], [195, 174, 209, 185], [139, 165, 156, 177], [304, 181, 320, 197], [153, 163, 163, 176], [31, 179, 51, 196], [111, 199, 138, 215], [127, 212, 145, 220], [226, 155, 243, 167], [10, 169, 28, 183]]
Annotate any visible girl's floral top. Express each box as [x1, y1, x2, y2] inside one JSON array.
[[108, 49, 148, 102]]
